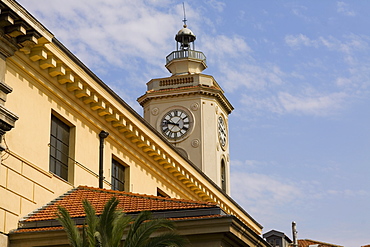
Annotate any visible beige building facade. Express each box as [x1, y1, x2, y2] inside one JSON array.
[[0, 0, 268, 246]]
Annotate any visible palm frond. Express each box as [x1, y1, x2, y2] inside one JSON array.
[[82, 199, 99, 247], [82, 223, 89, 247], [110, 211, 132, 247], [97, 196, 119, 246], [56, 205, 82, 247], [125, 211, 182, 247], [124, 211, 152, 247]]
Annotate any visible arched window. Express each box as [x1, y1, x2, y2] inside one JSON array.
[[221, 159, 226, 192]]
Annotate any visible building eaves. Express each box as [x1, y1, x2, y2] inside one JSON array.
[[12, 214, 230, 234]]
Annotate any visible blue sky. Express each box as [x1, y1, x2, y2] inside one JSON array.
[[17, 1, 369, 246]]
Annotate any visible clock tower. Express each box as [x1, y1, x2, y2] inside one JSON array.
[[137, 23, 233, 194]]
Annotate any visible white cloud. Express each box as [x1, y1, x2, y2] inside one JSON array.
[[202, 34, 252, 59], [19, 0, 183, 73], [286, 34, 367, 53], [232, 159, 272, 168], [291, 5, 318, 23], [337, 2, 356, 17], [240, 94, 282, 115], [239, 89, 348, 116], [285, 34, 369, 67], [206, 0, 226, 12], [278, 91, 347, 116], [231, 171, 302, 216], [285, 34, 319, 48], [326, 189, 368, 197], [335, 77, 352, 87], [217, 62, 285, 94], [208, 32, 369, 117]]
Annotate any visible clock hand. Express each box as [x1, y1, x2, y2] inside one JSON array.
[[165, 119, 179, 126]]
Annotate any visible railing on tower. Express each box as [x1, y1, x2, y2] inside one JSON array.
[[166, 50, 206, 65]]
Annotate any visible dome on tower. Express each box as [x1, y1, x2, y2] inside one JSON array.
[[176, 25, 196, 39], [175, 25, 196, 49]]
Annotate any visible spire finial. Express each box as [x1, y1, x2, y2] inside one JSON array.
[[182, 2, 187, 27]]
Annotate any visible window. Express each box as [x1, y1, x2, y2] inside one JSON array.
[[112, 159, 125, 191], [49, 115, 70, 181], [221, 159, 226, 192], [157, 188, 170, 198]]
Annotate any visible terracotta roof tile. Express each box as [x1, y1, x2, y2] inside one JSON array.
[[22, 186, 217, 222], [297, 239, 343, 247], [12, 226, 65, 233]]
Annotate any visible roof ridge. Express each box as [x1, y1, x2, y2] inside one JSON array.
[[20, 187, 79, 222], [77, 186, 216, 205]]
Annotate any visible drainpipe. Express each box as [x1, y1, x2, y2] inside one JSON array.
[[99, 130, 109, 189], [292, 221, 298, 247]]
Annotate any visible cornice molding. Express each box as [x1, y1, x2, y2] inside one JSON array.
[[138, 85, 234, 114]]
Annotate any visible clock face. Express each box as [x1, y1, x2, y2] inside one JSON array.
[[218, 116, 227, 147], [161, 109, 190, 140]]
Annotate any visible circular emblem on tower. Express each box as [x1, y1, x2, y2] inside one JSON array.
[[191, 139, 200, 148], [151, 107, 159, 116], [191, 103, 199, 111]]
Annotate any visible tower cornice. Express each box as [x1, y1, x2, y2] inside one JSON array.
[[138, 84, 233, 114]]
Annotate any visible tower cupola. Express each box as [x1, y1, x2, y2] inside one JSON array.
[[175, 24, 196, 50], [165, 22, 207, 76]]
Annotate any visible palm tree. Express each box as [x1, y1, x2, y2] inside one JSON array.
[[57, 197, 186, 247]]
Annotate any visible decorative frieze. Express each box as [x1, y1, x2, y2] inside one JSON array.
[[57, 71, 74, 84], [159, 76, 193, 87], [39, 56, 56, 69]]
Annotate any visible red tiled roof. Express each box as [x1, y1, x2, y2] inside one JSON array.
[[23, 186, 217, 222], [298, 239, 343, 247]]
